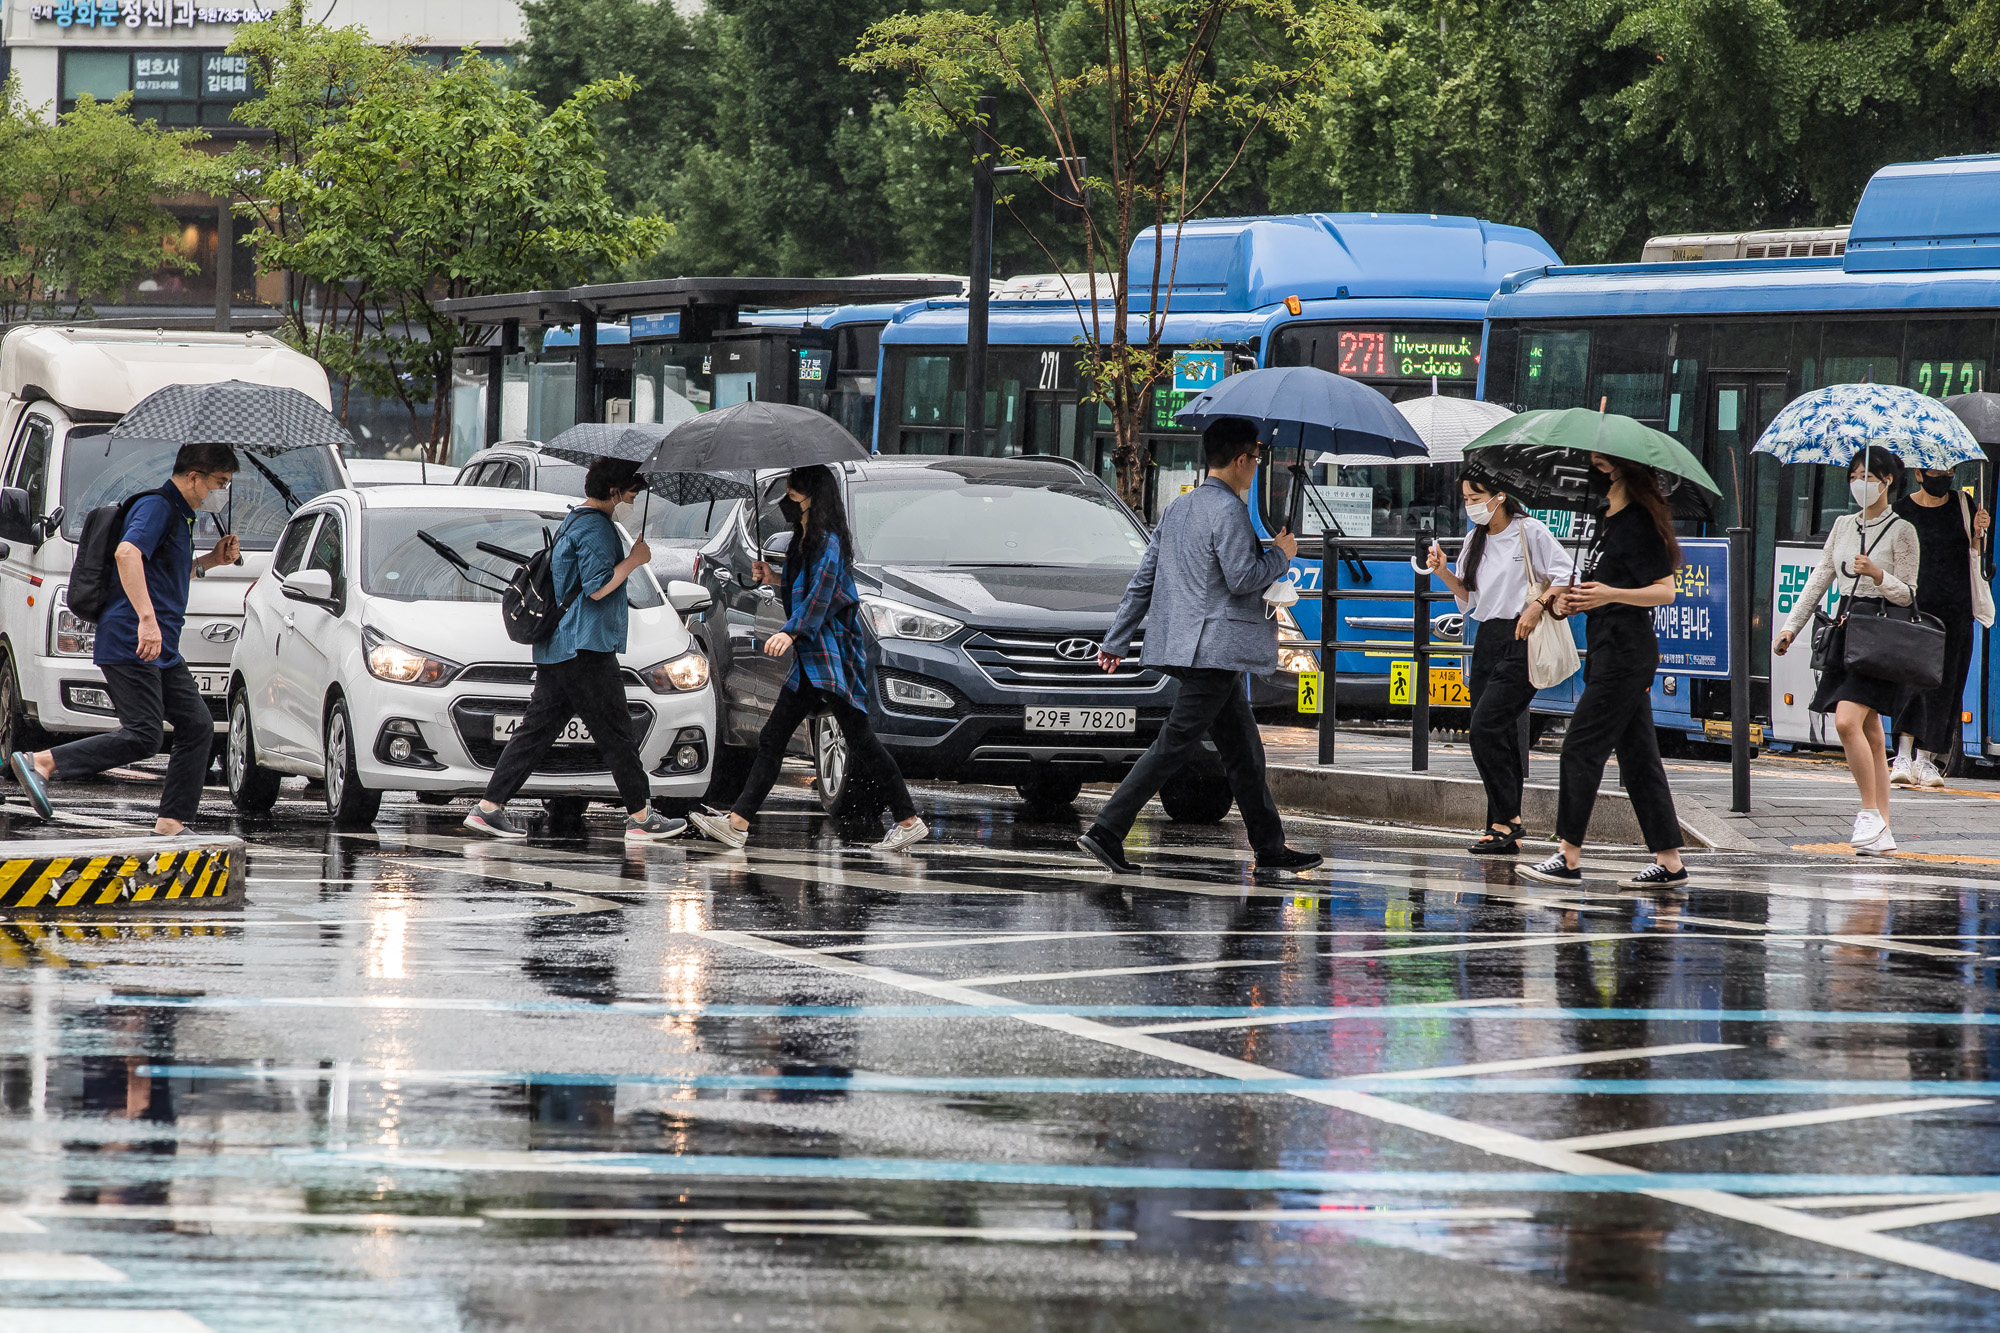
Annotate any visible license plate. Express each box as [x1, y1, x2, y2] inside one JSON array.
[[1025, 706, 1134, 733], [194, 672, 228, 696], [492, 716, 594, 744], [1389, 661, 1470, 707]]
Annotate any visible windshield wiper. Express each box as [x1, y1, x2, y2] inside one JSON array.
[[241, 451, 302, 513], [417, 529, 509, 594]]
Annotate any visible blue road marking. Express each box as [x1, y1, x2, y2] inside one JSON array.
[[128, 1065, 2000, 1098], [289, 1150, 2000, 1196]]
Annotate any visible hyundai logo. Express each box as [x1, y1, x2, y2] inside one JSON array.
[[200, 623, 240, 644], [1054, 637, 1099, 661]]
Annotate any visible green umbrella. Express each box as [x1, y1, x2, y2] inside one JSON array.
[[1461, 406, 1722, 520]]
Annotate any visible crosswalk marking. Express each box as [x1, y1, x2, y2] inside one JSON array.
[[1549, 1099, 1991, 1151], [0, 1252, 127, 1281], [721, 1222, 1136, 1242], [0, 1314, 214, 1332], [952, 959, 1285, 987], [1351, 1042, 1738, 1082], [1174, 1207, 1532, 1223]]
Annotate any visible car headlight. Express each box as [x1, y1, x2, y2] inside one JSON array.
[[51, 587, 93, 657], [860, 595, 964, 642], [645, 650, 710, 692], [363, 627, 459, 686]]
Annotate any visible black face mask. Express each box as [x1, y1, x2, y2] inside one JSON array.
[[1920, 473, 1954, 497], [778, 495, 803, 525]]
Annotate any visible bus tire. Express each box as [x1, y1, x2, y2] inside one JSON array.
[[1160, 770, 1232, 824]]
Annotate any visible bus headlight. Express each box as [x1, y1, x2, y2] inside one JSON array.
[[1273, 604, 1317, 674]]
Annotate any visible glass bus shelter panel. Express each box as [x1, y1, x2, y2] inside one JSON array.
[[526, 359, 576, 445], [633, 343, 713, 415]]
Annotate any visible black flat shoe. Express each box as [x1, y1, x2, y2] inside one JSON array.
[[1077, 828, 1140, 875], [1469, 823, 1524, 855], [1254, 846, 1323, 875]]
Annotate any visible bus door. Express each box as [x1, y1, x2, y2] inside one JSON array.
[[1690, 375, 1788, 736]]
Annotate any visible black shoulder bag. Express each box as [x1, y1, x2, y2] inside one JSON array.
[[1815, 516, 1947, 688]]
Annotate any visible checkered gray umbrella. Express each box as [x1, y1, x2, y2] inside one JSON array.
[[541, 422, 676, 468], [107, 380, 355, 456], [645, 470, 754, 505]]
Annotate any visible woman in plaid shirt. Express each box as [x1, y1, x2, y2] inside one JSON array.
[[689, 465, 928, 851]]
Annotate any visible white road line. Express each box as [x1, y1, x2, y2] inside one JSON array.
[[951, 959, 1286, 987], [1174, 1207, 1533, 1223], [720, 1222, 1135, 1243], [1845, 1197, 2000, 1232], [816, 932, 1102, 955], [1548, 1098, 1991, 1151], [1352, 1042, 1738, 1082], [710, 930, 2000, 1293], [484, 1208, 870, 1222], [1822, 935, 1981, 959], [0, 1252, 127, 1281], [1123, 998, 1527, 1035], [0, 1314, 214, 1332], [19, 1204, 482, 1230], [0, 1211, 46, 1233], [1328, 933, 1651, 960], [1772, 1194, 1984, 1210]]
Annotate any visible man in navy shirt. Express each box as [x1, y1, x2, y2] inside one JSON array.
[[10, 442, 240, 834]]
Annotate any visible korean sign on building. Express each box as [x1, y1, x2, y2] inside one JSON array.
[[29, 2, 275, 26]]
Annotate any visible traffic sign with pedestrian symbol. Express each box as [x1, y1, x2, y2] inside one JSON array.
[[1296, 671, 1323, 714]]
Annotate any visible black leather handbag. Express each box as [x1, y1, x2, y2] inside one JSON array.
[[1842, 597, 1947, 689], [1809, 607, 1843, 673]]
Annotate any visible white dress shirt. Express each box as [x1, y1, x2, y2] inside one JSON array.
[[1452, 515, 1575, 622]]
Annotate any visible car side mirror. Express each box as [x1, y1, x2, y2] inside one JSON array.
[[38, 506, 62, 538], [0, 488, 35, 546], [281, 568, 336, 603], [760, 529, 792, 564], [667, 579, 714, 616]]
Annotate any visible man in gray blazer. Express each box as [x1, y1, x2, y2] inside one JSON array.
[[1079, 417, 1324, 876]]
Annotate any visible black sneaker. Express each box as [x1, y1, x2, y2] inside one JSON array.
[[1077, 827, 1140, 875], [1619, 863, 1690, 890], [1255, 846, 1324, 875], [1518, 852, 1582, 884]]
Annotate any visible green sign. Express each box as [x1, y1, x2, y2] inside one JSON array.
[[1910, 359, 1988, 399]]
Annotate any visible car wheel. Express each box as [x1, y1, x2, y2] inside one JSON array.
[[1160, 769, 1232, 824], [1015, 771, 1083, 809], [226, 690, 281, 815], [0, 648, 45, 766], [543, 795, 590, 825], [811, 709, 881, 816], [323, 699, 382, 827]]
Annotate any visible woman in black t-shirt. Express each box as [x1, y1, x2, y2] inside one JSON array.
[[1519, 452, 1689, 889], [1889, 469, 1990, 788]]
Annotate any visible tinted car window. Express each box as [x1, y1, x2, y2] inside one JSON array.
[[362, 507, 663, 607], [851, 469, 1149, 566], [61, 432, 344, 551], [307, 511, 343, 580], [11, 416, 52, 518], [272, 514, 318, 576]]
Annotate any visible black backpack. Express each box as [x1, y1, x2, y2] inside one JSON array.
[[69, 493, 150, 623], [499, 510, 612, 645]]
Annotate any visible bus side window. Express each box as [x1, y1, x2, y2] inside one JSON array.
[[8, 416, 52, 520]]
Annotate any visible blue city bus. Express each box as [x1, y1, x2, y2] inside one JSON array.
[[1481, 154, 2000, 767], [876, 213, 1560, 709]]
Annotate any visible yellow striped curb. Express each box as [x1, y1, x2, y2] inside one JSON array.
[[0, 836, 244, 911]]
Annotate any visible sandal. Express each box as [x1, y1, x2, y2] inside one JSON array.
[[1469, 821, 1525, 855]]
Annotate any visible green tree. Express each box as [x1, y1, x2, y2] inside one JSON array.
[[852, 0, 1371, 507], [0, 82, 206, 321]]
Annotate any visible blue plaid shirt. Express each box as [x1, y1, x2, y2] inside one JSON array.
[[782, 532, 869, 710]]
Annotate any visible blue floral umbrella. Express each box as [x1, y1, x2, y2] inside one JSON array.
[[1752, 383, 1987, 470]]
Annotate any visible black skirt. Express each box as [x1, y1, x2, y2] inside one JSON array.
[[1809, 651, 1915, 718]]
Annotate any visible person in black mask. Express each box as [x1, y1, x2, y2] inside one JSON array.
[[1890, 467, 1991, 788]]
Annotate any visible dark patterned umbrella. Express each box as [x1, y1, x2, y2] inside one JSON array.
[[540, 422, 675, 468], [640, 401, 868, 477], [107, 380, 354, 456]]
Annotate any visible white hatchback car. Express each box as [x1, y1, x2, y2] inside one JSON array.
[[224, 485, 716, 825]]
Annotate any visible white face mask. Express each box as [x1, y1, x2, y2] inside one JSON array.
[[199, 485, 230, 514], [612, 500, 636, 529], [1850, 477, 1884, 509], [1465, 500, 1495, 526]]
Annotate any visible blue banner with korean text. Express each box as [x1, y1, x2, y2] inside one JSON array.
[[1652, 537, 1728, 679]]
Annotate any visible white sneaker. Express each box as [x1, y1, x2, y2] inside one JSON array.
[[1851, 809, 1885, 847], [1857, 824, 1898, 855], [871, 818, 929, 853], [1889, 756, 1917, 788], [687, 805, 748, 849], [1916, 757, 1945, 789]]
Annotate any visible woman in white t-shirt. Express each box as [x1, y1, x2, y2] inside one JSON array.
[[1425, 478, 1574, 853]]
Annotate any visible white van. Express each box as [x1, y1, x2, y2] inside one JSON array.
[[0, 326, 348, 756]]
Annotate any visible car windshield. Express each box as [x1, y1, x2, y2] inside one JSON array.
[[361, 507, 663, 607], [60, 431, 345, 550], [850, 468, 1149, 566]]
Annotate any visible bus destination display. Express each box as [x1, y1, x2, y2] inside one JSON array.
[[1336, 328, 1479, 381]]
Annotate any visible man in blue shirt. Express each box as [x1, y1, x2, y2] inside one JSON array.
[[10, 442, 240, 835], [464, 457, 684, 841]]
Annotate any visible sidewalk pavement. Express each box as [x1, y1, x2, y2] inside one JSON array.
[[1260, 725, 2000, 863]]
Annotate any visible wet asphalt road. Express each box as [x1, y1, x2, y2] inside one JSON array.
[[6, 771, 2000, 1331]]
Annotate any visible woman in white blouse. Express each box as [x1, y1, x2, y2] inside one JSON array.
[[1774, 447, 1921, 854], [1426, 478, 1574, 853]]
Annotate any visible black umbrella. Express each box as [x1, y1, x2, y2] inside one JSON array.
[[1944, 392, 2000, 447], [640, 401, 868, 479]]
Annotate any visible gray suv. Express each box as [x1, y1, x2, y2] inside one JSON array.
[[696, 456, 1233, 821]]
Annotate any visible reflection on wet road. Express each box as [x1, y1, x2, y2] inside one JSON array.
[[6, 777, 2000, 1329]]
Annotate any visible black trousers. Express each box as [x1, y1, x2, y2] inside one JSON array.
[[1468, 618, 1536, 830], [483, 650, 651, 812], [734, 683, 917, 823], [50, 661, 211, 824], [1094, 667, 1287, 856], [1898, 609, 1976, 755], [1556, 619, 1682, 853]]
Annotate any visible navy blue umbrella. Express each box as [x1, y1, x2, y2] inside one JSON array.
[[1173, 366, 1428, 460]]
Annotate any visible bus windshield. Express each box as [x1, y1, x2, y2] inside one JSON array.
[[60, 430, 346, 551]]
